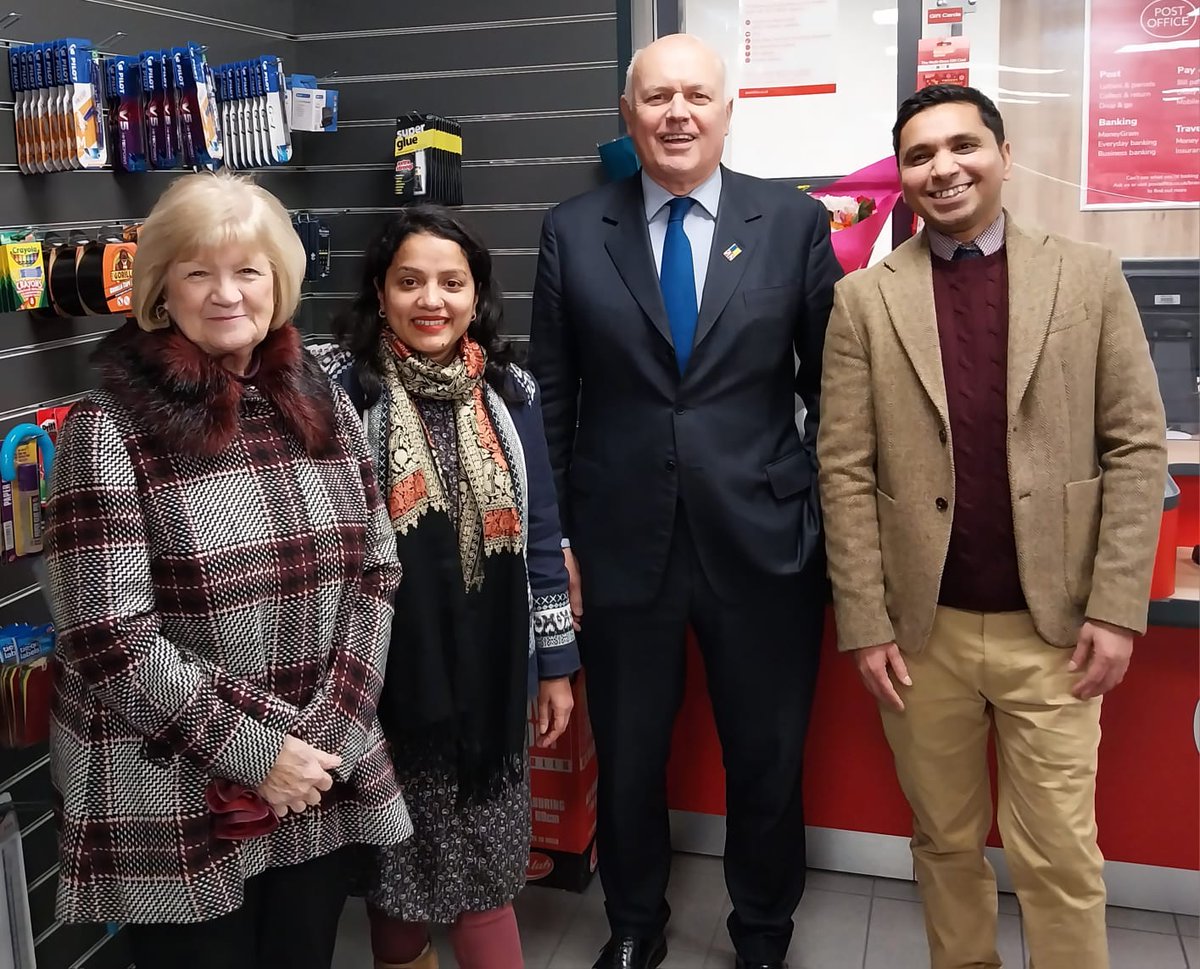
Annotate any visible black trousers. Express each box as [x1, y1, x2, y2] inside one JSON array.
[[583, 512, 824, 964], [126, 846, 359, 969]]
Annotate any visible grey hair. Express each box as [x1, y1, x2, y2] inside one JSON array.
[[622, 36, 727, 103], [624, 47, 642, 101]]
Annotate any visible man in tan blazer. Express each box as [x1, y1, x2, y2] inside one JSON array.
[[817, 85, 1166, 969]]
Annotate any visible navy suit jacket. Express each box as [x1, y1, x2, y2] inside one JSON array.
[[529, 166, 842, 607]]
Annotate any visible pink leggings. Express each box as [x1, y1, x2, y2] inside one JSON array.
[[368, 903, 523, 969]]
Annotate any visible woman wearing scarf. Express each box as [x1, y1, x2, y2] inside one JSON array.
[[314, 207, 579, 969]]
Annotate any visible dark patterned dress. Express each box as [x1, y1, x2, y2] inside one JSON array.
[[367, 397, 533, 922]]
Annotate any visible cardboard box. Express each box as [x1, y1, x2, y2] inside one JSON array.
[[526, 671, 598, 892], [526, 836, 598, 893]]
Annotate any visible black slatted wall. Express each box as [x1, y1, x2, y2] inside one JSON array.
[[0, 4, 296, 966], [0, 2, 618, 967], [290, 0, 618, 343]]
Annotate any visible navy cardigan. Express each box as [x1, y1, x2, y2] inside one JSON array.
[[328, 352, 580, 690]]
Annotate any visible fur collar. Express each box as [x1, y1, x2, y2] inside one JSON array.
[[93, 321, 338, 458]]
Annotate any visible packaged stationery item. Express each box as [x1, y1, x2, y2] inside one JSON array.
[[180, 44, 222, 167], [30, 45, 52, 171], [0, 232, 47, 313], [287, 73, 338, 132], [212, 55, 292, 170], [394, 111, 463, 205], [9, 47, 27, 172], [141, 51, 162, 169], [261, 56, 292, 165], [158, 49, 179, 169], [49, 42, 69, 170], [290, 212, 332, 281], [10, 440, 42, 558], [170, 47, 195, 168], [63, 39, 106, 170], [0, 475, 12, 562], [142, 50, 177, 170], [0, 624, 55, 749], [105, 55, 148, 173]]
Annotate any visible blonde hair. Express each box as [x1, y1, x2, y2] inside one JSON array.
[[132, 170, 305, 332]]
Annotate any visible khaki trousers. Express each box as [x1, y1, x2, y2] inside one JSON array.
[[880, 607, 1108, 969]]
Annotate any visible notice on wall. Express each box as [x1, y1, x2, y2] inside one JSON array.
[[1082, 0, 1200, 209], [737, 0, 838, 98]]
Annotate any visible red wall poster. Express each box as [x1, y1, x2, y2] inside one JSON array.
[[1082, 0, 1200, 209]]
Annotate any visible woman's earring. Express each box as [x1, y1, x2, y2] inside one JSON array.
[[154, 303, 170, 324], [378, 307, 387, 319]]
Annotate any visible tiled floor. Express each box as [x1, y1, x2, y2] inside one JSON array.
[[333, 853, 1200, 969]]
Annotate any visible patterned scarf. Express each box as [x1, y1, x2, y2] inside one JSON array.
[[379, 335, 523, 589], [376, 334, 531, 802]]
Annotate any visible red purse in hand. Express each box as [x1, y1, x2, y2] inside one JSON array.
[[205, 779, 280, 841]]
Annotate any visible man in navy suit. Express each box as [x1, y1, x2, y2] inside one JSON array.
[[529, 33, 841, 969]]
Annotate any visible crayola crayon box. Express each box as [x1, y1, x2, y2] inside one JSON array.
[[0, 232, 47, 312]]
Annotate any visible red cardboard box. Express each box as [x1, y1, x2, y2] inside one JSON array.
[[526, 672, 598, 892]]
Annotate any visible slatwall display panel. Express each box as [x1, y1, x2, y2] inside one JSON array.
[[305, 206, 553, 254], [0, 5, 301, 967], [289, 1, 618, 335], [330, 66, 616, 123], [103, 0, 295, 32], [299, 0, 611, 35], [300, 18, 614, 79], [319, 251, 538, 299], [295, 111, 619, 169], [262, 162, 603, 213]]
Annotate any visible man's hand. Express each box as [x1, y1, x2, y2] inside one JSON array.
[[257, 735, 340, 817], [1069, 619, 1134, 699], [563, 547, 583, 632], [853, 642, 912, 712], [536, 677, 575, 747]]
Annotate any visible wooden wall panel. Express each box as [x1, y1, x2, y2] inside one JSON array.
[[997, 0, 1199, 257]]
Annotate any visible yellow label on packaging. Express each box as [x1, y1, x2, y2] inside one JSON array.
[[395, 128, 462, 157], [0, 242, 47, 312]]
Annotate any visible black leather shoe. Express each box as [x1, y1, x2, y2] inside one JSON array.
[[734, 960, 786, 969], [592, 933, 668, 969]]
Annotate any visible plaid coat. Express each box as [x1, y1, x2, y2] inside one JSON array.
[[45, 322, 410, 925]]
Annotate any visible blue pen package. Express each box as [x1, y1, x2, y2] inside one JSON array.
[[158, 49, 178, 168], [170, 48, 195, 168], [187, 45, 223, 166], [49, 43, 68, 170], [140, 52, 163, 168], [175, 45, 222, 169], [106, 56, 148, 173], [9, 46, 28, 173]]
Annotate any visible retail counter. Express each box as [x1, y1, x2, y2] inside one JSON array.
[[665, 440, 1200, 915]]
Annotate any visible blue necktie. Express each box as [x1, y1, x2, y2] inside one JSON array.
[[952, 244, 983, 260], [660, 196, 698, 374]]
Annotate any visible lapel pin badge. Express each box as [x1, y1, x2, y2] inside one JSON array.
[[722, 242, 743, 262]]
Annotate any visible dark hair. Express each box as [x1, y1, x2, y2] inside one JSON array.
[[332, 205, 519, 405], [892, 85, 1006, 158]]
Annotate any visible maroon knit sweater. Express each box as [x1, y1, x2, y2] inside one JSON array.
[[932, 248, 1027, 612]]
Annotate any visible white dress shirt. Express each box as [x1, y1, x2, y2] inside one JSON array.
[[642, 166, 723, 301]]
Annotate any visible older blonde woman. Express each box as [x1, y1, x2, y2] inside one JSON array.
[[44, 171, 410, 969]]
